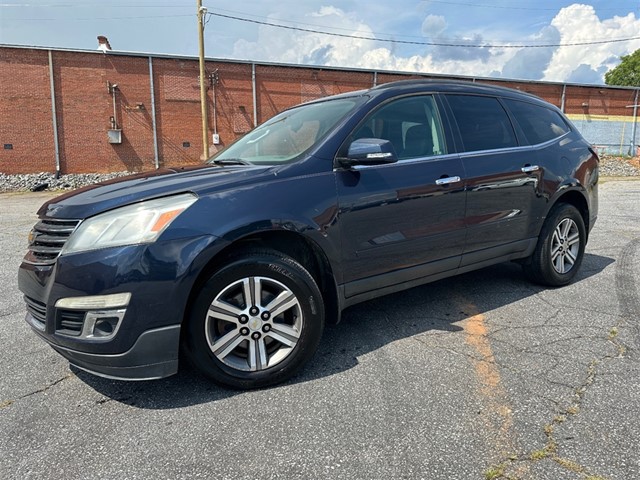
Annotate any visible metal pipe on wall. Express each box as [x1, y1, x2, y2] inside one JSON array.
[[48, 50, 61, 177], [213, 77, 218, 134], [111, 84, 118, 128], [561, 84, 567, 112], [148, 56, 160, 169], [252, 63, 258, 128]]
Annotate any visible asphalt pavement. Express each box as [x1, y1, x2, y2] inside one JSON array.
[[1, 180, 639, 480]]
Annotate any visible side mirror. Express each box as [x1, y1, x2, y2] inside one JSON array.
[[338, 138, 399, 167]]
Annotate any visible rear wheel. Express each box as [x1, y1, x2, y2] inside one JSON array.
[[523, 203, 586, 287], [185, 250, 324, 389]]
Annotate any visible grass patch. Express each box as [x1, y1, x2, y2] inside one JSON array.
[[530, 449, 548, 461], [485, 465, 505, 480]]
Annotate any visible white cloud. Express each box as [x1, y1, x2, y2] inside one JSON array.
[[231, 4, 640, 84], [543, 4, 640, 82], [502, 26, 560, 80], [232, 7, 516, 77], [232, 8, 379, 66], [311, 6, 347, 18], [421, 15, 446, 38]]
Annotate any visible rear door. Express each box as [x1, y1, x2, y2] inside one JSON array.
[[336, 94, 466, 297], [444, 94, 543, 265]]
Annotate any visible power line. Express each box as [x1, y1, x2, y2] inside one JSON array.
[[207, 11, 640, 49], [1, 1, 635, 13], [207, 7, 600, 44], [2, 13, 192, 20], [427, 0, 637, 12], [3, 3, 640, 48], [212, 7, 440, 41], [0, 2, 188, 6]]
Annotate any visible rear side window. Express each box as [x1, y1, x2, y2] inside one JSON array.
[[504, 99, 570, 145], [446, 95, 517, 152]]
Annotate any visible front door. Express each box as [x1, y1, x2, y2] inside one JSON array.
[[335, 95, 466, 297]]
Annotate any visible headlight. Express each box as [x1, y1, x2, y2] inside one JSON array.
[[61, 193, 197, 255]]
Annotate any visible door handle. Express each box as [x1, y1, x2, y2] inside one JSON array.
[[521, 165, 540, 173], [435, 176, 461, 185]]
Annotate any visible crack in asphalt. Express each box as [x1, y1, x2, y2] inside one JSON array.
[[1, 374, 74, 409], [488, 352, 616, 479], [18, 373, 73, 399], [487, 237, 640, 479], [425, 340, 570, 410]]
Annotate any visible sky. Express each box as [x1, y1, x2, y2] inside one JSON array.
[[1, 1, 639, 85]]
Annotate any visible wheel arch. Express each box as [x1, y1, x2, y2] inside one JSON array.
[[183, 228, 341, 332], [545, 187, 590, 238]]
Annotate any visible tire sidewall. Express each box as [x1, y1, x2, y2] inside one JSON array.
[[538, 204, 586, 286], [186, 253, 324, 389]]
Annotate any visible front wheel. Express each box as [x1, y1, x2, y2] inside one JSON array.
[[523, 203, 586, 287], [185, 250, 325, 389]]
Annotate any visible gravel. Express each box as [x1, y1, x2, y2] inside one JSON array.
[[0, 156, 638, 193], [598, 155, 640, 177], [0, 171, 132, 193]]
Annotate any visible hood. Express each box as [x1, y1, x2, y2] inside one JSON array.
[[39, 164, 274, 219]]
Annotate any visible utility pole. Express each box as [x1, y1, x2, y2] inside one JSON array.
[[197, 0, 209, 159]]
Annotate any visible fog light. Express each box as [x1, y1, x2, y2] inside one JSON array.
[[93, 317, 118, 337], [80, 309, 126, 341]]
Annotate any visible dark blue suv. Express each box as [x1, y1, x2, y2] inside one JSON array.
[[18, 80, 599, 389]]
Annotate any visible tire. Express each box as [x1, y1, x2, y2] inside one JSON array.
[[184, 250, 325, 389], [523, 203, 586, 287]]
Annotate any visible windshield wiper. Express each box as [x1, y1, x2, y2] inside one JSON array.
[[212, 158, 252, 166]]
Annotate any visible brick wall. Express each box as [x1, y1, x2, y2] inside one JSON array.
[[0, 45, 638, 174], [0, 48, 55, 173]]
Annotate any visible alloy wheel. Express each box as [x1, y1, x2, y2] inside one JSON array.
[[550, 218, 580, 274], [204, 276, 303, 372]]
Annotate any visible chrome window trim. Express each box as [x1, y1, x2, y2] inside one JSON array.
[[458, 131, 570, 159], [337, 152, 461, 172]]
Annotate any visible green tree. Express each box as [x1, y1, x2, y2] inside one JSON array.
[[605, 49, 640, 87]]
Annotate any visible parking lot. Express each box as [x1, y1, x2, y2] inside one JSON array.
[[1, 179, 639, 480]]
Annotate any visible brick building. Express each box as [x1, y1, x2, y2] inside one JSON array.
[[1, 44, 638, 175]]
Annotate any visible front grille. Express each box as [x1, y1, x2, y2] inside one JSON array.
[[24, 295, 47, 327], [56, 310, 86, 336], [24, 218, 80, 265]]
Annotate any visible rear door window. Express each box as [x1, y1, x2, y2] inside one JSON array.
[[446, 95, 518, 152], [503, 99, 570, 145]]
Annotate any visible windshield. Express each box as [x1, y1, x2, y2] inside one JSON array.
[[207, 97, 361, 166]]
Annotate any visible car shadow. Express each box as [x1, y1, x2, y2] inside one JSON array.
[[74, 252, 614, 408]]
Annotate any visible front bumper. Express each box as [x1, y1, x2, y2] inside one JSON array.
[[18, 234, 224, 380], [42, 322, 181, 380]]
